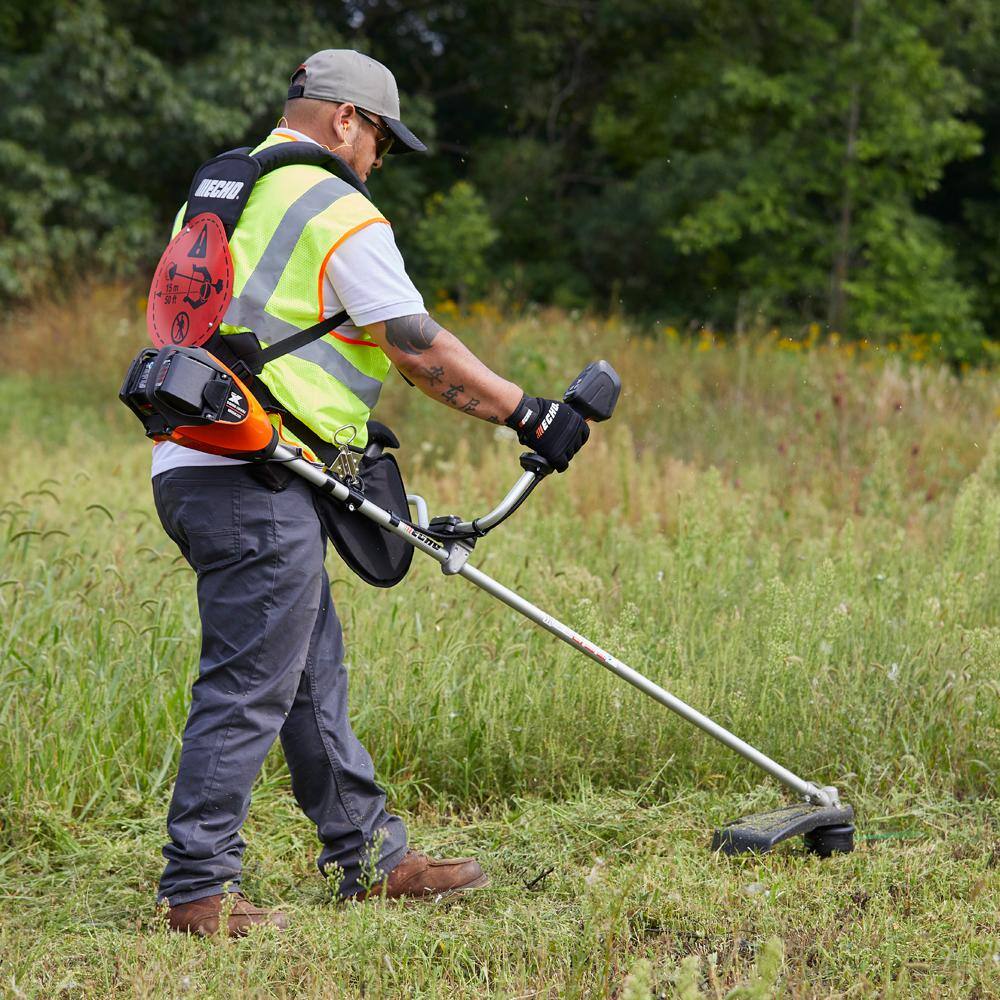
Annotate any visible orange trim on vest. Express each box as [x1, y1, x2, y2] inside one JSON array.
[[316, 218, 391, 347], [269, 128, 387, 351]]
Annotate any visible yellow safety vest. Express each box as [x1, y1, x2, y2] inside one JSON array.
[[173, 132, 392, 455]]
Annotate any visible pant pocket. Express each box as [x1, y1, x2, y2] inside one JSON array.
[[159, 476, 244, 573], [186, 527, 242, 572]]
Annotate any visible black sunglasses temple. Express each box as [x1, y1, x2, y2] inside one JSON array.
[[356, 108, 394, 155]]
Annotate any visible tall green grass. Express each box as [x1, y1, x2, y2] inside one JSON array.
[[0, 287, 998, 996]]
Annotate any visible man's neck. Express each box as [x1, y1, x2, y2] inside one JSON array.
[[273, 124, 317, 143], [267, 127, 370, 197]]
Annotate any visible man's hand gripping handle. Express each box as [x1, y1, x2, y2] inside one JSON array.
[[506, 360, 622, 475]]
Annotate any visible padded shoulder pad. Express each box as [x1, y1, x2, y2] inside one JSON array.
[[253, 141, 371, 199], [183, 152, 262, 238], [253, 141, 337, 175]]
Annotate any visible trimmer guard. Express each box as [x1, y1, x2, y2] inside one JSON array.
[[712, 802, 855, 855]]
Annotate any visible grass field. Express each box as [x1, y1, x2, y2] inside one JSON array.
[[1, 288, 999, 997]]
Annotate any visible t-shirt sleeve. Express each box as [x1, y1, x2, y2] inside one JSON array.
[[323, 221, 426, 328]]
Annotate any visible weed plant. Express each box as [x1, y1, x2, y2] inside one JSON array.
[[0, 288, 998, 996]]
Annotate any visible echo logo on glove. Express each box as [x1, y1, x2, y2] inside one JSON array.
[[536, 402, 559, 439]]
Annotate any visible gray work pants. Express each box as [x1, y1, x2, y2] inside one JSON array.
[[152, 465, 407, 904]]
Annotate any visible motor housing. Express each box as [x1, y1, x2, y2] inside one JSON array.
[[119, 346, 278, 460]]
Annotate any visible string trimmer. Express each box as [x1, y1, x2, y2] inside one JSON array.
[[121, 344, 855, 857]]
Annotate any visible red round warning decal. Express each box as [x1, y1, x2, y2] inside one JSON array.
[[147, 212, 234, 348]]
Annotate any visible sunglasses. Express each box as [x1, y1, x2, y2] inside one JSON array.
[[354, 108, 394, 158]]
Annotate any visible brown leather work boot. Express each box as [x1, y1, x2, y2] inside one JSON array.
[[355, 849, 489, 902], [165, 892, 289, 937]]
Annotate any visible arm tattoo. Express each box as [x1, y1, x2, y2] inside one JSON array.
[[384, 314, 443, 356], [422, 364, 444, 387], [441, 383, 464, 405], [461, 398, 480, 414]]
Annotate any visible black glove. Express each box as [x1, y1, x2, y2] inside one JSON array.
[[505, 394, 590, 472]]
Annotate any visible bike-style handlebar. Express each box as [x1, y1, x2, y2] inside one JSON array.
[[449, 360, 622, 535], [273, 361, 622, 538]]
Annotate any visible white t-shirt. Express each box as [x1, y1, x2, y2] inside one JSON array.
[[151, 129, 424, 478]]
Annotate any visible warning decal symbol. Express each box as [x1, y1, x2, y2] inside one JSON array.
[[187, 224, 210, 259], [147, 212, 233, 348], [170, 312, 191, 344]]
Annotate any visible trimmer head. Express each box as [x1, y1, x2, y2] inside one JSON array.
[[712, 802, 855, 857]]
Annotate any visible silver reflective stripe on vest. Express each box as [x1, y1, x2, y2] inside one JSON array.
[[222, 174, 383, 409], [224, 297, 383, 409], [239, 176, 354, 307]]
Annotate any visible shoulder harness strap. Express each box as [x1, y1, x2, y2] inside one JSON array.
[[182, 140, 371, 236], [184, 140, 372, 379]]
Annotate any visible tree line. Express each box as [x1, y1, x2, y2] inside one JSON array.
[[2, 0, 999, 362]]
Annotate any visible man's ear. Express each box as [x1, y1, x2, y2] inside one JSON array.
[[335, 103, 356, 141]]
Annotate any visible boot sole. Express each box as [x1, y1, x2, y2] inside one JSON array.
[[429, 871, 491, 901], [357, 872, 491, 904]]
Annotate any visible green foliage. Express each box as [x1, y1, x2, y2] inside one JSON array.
[[593, 0, 982, 343], [0, 0, 347, 297], [662, 938, 785, 999], [3, 1, 1000, 360], [410, 181, 497, 303], [0, 1, 164, 296], [847, 203, 982, 361], [673, 956, 703, 1000], [622, 958, 654, 1000], [726, 939, 785, 999]]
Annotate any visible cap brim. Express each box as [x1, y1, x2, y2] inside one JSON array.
[[383, 117, 427, 154]]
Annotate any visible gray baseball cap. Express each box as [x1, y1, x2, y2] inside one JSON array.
[[288, 49, 427, 155]]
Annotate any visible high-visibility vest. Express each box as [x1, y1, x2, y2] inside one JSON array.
[[172, 133, 392, 453]]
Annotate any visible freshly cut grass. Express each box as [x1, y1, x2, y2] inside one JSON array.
[[2, 790, 998, 998], [0, 287, 998, 996]]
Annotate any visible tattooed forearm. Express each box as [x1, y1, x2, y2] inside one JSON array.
[[384, 314, 443, 356], [367, 314, 522, 422]]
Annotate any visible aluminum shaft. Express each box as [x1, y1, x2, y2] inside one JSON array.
[[274, 444, 835, 807], [457, 561, 833, 806]]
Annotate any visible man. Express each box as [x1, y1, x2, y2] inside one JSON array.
[[153, 49, 589, 936]]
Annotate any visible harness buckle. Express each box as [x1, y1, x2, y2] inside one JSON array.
[[229, 357, 255, 384]]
